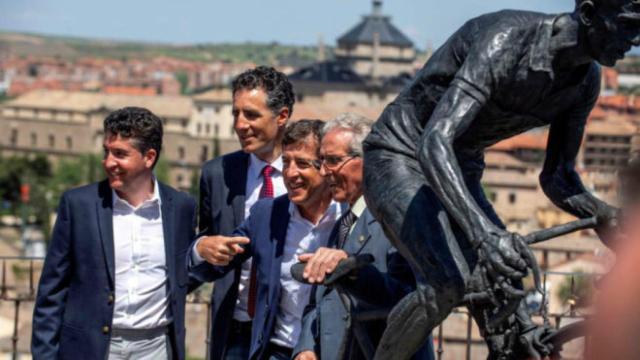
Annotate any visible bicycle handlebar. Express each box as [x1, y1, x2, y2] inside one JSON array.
[[524, 216, 598, 245]]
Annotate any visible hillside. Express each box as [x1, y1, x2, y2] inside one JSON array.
[[0, 31, 325, 66]]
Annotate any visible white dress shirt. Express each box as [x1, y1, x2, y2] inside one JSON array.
[[271, 201, 343, 348], [234, 154, 286, 321], [112, 180, 171, 329]]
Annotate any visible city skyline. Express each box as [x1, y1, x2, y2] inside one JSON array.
[[1, 0, 571, 50]]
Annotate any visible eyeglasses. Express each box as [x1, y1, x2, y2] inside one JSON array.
[[282, 156, 321, 171], [319, 154, 360, 171]]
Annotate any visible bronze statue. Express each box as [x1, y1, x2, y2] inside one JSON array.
[[363, 0, 638, 358]]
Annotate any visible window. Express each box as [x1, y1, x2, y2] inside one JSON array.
[[181, 119, 188, 128], [214, 124, 219, 135], [66, 136, 73, 150], [177, 174, 184, 184], [30, 132, 37, 146], [10, 129, 18, 146], [49, 134, 55, 148], [178, 146, 185, 160], [205, 124, 211, 134], [508, 193, 516, 204], [201, 145, 209, 162], [214, 105, 221, 114], [197, 123, 202, 134]]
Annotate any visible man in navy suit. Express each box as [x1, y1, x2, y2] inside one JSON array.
[[191, 120, 343, 360], [293, 113, 434, 360], [32, 107, 197, 360], [195, 66, 294, 359]]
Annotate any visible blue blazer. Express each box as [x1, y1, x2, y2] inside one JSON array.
[[32, 180, 197, 360], [294, 209, 435, 360], [194, 150, 250, 360], [190, 195, 292, 360]]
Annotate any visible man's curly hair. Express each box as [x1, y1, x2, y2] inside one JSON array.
[[231, 66, 295, 117], [103, 106, 163, 167]]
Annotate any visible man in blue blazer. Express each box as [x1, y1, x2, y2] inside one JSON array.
[[195, 66, 294, 359], [293, 113, 434, 360], [192, 120, 343, 360], [32, 107, 196, 360]]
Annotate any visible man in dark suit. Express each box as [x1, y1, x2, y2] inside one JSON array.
[[32, 107, 197, 360], [293, 113, 434, 360], [192, 120, 343, 360], [195, 66, 294, 359]]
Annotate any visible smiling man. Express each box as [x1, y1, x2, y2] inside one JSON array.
[[191, 119, 343, 360], [293, 113, 434, 360], [32, 107, 197, 360], [194, 66, 294, 360]]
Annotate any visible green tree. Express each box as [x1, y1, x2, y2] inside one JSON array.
[[154, 157, 170, 184], [175, 71, 189, 95]]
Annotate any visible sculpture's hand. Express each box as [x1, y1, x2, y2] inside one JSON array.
[[477, 229, 539, 299], [518, 325, 556, 360]]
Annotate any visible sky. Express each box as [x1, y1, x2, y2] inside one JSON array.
[[0, 0, 573, 49]]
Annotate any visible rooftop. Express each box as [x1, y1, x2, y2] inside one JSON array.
[[5, 89, 193, 119], [336, 1, 414, 48]]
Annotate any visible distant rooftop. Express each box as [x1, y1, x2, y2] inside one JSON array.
[[288, 61, 364, 84], [5, 89, 192, 119], [337, 0, 414, 48]]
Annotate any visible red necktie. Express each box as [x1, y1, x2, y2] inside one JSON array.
[[248, 165, 274, 318]]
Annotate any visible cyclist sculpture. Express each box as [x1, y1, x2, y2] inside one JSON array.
[[362, 0, 639, 358]]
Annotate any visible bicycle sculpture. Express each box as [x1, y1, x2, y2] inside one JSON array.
[[358, 1, 639, 359], [292, 217, 598, 359]]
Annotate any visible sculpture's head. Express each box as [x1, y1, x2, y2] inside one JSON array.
[[576, 0, 640, 65]]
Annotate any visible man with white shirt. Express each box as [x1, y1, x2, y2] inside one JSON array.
[[32, 107, 197, 360], [194, 66, 294, 360], [191, 120, 343, 360]]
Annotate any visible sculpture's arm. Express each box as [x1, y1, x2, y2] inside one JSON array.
[[540, 108, 616, 220], [417, 85, 499, 244]]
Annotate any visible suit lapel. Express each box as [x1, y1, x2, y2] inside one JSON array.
[[96, 181, 115, 287], [227, 152, 249, 227], [159, 183, 176, 289], [345, 211, 373, 254], [268, 197, 291, 302]]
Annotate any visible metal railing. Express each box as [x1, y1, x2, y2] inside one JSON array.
[[0, 256, 597, 360]]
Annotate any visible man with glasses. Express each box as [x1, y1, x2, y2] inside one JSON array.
[[191, 120, 344, 360], [293, 113, 434, 360]]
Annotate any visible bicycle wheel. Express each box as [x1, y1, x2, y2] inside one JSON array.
[[542, 320, 588, 360]]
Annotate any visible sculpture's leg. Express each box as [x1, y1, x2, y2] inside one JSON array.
[[364, 149, 473, 360], [374, 283, 454, 360]]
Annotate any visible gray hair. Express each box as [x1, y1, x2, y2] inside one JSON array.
[[321, 113, 373, 156]]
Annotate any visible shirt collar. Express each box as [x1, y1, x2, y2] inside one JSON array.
[[248, 153, 283, 181], [112, 177, 161, 210], [288, 200, 340, 226], [350, 196, 367, 218], [529, 14, 578, 78]]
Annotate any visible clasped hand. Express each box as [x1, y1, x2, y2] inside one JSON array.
[[477, 228, 540, 299]]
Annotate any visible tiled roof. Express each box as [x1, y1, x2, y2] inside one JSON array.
[[288, 61, 364, 84], [5, 89, 192, 118], [337, 2, 413, 48]]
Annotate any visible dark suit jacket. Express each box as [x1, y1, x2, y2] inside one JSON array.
[[195, 150, 250, 360], [293, 208, 435, 360], [190, 195, 293, 360], [32, 180, 197, 360]]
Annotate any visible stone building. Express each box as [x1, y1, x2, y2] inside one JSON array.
[[334, 0, 416, 81], [0, 89, 239, 190]]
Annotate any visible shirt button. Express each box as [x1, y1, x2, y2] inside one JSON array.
[[102, 326, 110, 334], [108, 294, 114, 304]]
